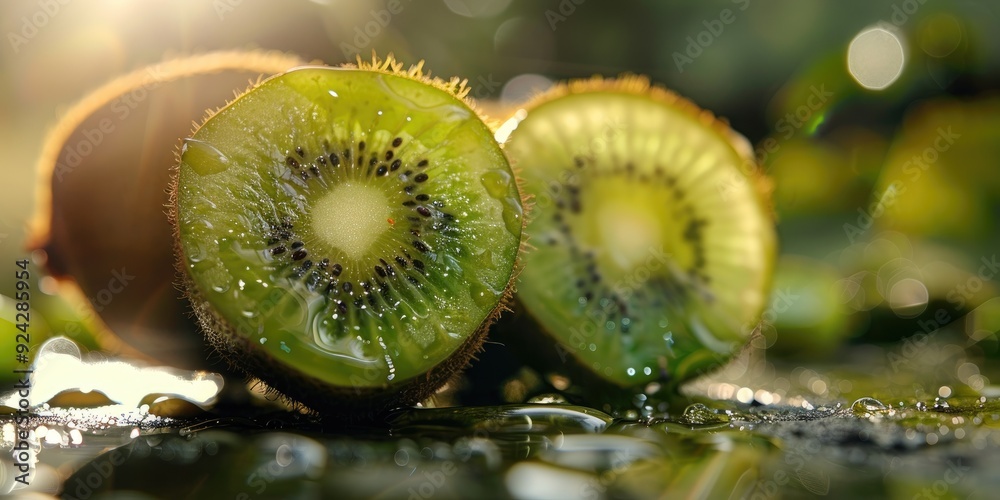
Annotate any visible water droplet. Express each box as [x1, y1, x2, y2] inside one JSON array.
[[182, 138, 230, 176], [469, 282, 498, 308], [681, 403, 729, 425], [526, 393, 568, 404], [501, 196, 523, 237], [201, 264, 231, 294], [850, 397, 889, 417], [404, 292, 431, 319], [473, 248, 494, 268], [480, 170, 512, 198]]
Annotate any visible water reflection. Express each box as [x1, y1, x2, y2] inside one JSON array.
[[1, 337, 223, 410]]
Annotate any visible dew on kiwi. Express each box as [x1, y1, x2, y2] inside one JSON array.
[[182, 139, 230, 176], [558, 170, 710, 321], [469, 282, 500, 308], [244, 133, 466, 336], [173, 64, 526, 413]]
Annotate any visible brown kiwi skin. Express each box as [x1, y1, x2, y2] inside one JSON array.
[[167, 58, 529, 417], [27, 50, 310, 368]]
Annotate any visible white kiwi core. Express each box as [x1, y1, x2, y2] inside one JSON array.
[[310, 182, 391, 260]]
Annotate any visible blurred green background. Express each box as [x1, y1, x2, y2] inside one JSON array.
[[1, 0, 999, 387], [2, 2, 1000, 498]]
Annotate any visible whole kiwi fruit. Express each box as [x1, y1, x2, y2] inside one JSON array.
[[169, 56, 524, 415], [29, 50, 308, 367]]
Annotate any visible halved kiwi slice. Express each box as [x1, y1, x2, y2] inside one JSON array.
[[502, 77, 775, 389], [170, 57, 523, 414]]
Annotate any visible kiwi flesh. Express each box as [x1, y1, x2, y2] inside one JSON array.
[[501, 76, 775, 389], [170, 57, 523, 414]]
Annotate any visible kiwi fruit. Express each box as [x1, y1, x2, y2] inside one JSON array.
[[169, 56, 523, 414], [28, 50, 308, 367], [501, 76, 775, 390]]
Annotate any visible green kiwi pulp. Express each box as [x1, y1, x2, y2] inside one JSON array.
[[171, 59, 523, 413], [502, 77, 775, 389]]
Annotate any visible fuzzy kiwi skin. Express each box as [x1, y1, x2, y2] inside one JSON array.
[[169, 58, 525, 416]]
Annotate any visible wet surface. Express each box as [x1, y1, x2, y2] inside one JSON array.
[[2, 334, 999, 498]]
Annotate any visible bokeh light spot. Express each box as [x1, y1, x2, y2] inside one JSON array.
[[847, 26, 906, 90]]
